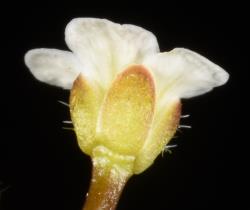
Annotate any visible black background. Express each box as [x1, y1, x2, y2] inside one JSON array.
[[0, 2, 246, 210]]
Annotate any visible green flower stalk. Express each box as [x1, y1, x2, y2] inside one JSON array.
[[25, 18, 229, 210]]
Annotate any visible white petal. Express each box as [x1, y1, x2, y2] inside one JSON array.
[[25, 49, 82, 89], [65, 18, 159, 88], [143, 48, 229, 102]]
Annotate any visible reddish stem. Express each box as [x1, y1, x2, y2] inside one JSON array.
[[82, 160, 131, 210]]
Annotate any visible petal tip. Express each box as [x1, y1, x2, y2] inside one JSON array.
[[24, 48, 80, 89], [24, 48, 40, 68], [215, 68, 230, 86]]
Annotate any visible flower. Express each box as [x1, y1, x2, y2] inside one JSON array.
[[25, 18, 229, 175]]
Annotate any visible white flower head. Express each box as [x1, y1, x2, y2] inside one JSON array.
[[25, 18, 229, 174], [25, 18, 228, 94]]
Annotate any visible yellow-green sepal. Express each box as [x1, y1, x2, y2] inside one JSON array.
[[134, 99, 181, 174], [96, 65, 156, 157], [70, 74, 103, 155]]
